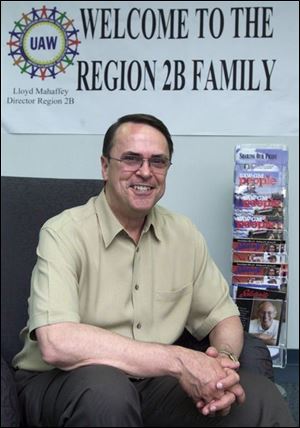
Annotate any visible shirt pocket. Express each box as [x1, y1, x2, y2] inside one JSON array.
[[155, 282, 193, 301], [154, 282, 193, 341]]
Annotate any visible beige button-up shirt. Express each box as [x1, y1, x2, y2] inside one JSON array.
[[13, 190, 239, 371]]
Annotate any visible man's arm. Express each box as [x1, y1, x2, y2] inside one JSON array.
[[36, 322, 176, 376], [208, 315, 244, 358], [36, 322, 239, 407], [206, 315, 245, 403], [251, 332, 276, 346], [198, 315, 245, 416]]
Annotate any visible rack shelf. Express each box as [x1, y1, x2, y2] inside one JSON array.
[[231, 145, 288, 368]]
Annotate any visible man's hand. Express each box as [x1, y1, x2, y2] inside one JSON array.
[[194, 346, 245, 416], [175, 347, 240, 409]]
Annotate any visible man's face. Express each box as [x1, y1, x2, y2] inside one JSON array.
[[258, 303, 276, 330], [101, 122, 170, 222]]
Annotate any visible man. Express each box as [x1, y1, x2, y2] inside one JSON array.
[[13, 114, 295, 426], [249, 301, 280, 346]]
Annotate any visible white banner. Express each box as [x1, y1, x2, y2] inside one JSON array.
[[1, 1, 299, 135]]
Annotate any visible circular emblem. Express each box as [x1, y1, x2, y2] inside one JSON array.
[[7, 6, 80, 79]]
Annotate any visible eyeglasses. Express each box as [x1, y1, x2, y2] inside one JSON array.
[[108, 154, 172, 173]]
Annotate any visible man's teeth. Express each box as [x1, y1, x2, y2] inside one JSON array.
[[132, 185, 152, 191]]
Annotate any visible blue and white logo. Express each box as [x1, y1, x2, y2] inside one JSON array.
[[7, 5, 80, 79]]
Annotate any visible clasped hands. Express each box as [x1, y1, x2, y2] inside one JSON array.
[[178, 346, 246, 417]]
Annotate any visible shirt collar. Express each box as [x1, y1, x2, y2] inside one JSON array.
[[95, 190, 162, 247], [95, 191, 123, 247], [143, 207, 162, 242]]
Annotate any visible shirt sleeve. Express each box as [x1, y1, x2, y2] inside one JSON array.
[[186, 227, 240, 340], [28, 225, 81, 339]]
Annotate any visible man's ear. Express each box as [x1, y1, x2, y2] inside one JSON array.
[[101, 156, 109, 180]]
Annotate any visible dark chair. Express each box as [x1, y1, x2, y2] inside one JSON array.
[[1, 176, 104, 365], [1, 176, 104, 426], [1, 176, 274, 427]]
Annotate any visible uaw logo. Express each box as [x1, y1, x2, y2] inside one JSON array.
[[7, 5, 80, 80]]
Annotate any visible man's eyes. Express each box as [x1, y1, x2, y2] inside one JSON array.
[[151, 158, 166, 164], [122, 155, 140, 162], [122, 155, 166, 164]]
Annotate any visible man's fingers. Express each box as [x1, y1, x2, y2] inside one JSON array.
[[216, 369, 240, 390], [200, 391, 236, 416]]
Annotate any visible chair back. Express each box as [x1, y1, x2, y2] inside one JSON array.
[[1, 176, 104, 363]]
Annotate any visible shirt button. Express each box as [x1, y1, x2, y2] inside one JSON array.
[[135, 284, 139, 290], [136, 322, 142, 329], [136, 247, 140, 252]]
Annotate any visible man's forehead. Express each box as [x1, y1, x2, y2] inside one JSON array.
[[260, 304, 275, 311], [115, 121, 163, 138], [113, 122, 168, 151]]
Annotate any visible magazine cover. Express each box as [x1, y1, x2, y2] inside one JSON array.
[[235, 145, 288, 168], [234, 167, 288, 196], [232, 275, 283, 290], [233, 214, 284, 231], [234, 285, 287, 301], [232, 262, 288, 277], [234, 193, 285, 212], [232, 239, 287, 254], [232, 251, 287, 264], [233, 228, 286, 241], [235, 298, 284, 346]]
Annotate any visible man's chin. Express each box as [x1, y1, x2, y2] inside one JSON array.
[[262, 324, 271, 330], [131, 203, 153, 214], [130, 195, 158, 211]]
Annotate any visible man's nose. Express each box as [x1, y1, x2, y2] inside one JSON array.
[[137, 159, 152, 176]]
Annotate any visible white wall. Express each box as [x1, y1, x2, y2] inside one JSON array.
[[2, 132, 299, 349]]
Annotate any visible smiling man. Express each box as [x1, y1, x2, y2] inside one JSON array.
[[13, 114, 296, 427], [249, 300, 280, 346], [101, 119, 171, 241]]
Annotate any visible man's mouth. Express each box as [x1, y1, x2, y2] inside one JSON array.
[[130, 184, 154, 193]]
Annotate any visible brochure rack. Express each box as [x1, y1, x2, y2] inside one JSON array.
[[231, 145, 288, 368]]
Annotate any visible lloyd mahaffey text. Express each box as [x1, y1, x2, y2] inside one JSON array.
[[7, 88, 73, 106]]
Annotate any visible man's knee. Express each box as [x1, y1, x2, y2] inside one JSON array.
[[239, 332, 274, 381], [76, 365, 140, 406], [51, 365, 143, 426]]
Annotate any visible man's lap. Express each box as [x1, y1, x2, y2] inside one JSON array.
[[15, 364, 295, 427]]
